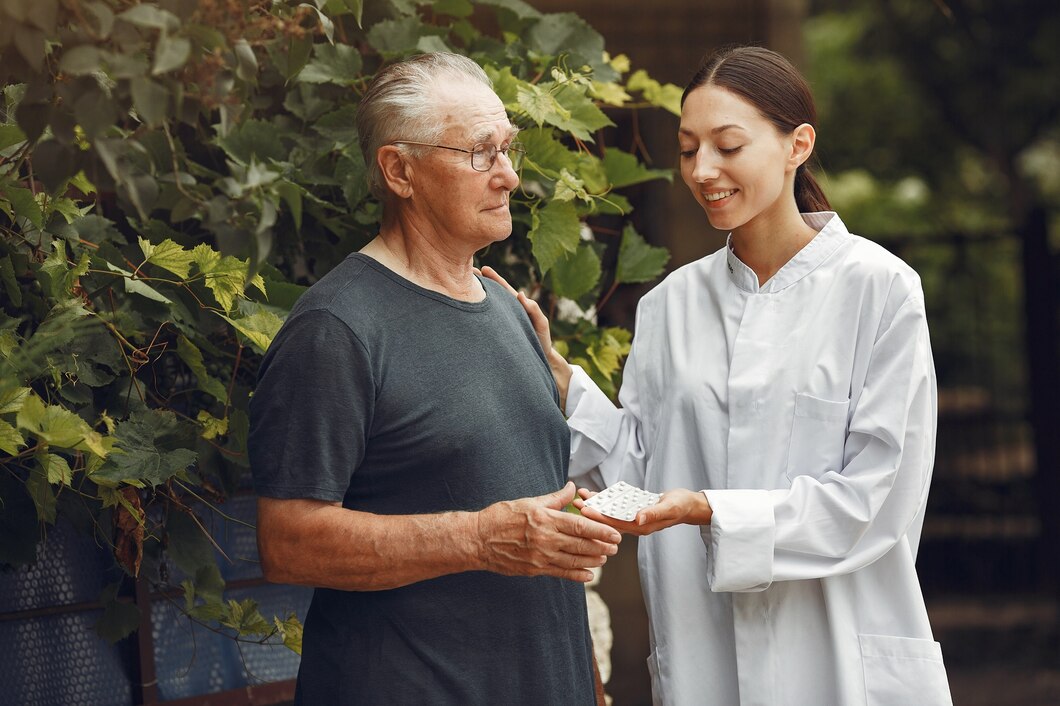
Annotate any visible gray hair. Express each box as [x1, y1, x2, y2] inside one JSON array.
[[357, 52, 493, 200]]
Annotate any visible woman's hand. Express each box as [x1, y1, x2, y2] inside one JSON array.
[[574, 488, 713, 536], [479, 265, 573, 409]]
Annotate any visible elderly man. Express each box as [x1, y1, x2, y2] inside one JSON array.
[[248, 52, 620, 705]]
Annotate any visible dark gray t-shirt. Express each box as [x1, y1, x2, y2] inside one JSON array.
[[249, 254, 594, 705]]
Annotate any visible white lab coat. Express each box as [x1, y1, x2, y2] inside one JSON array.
[[567, 213, 952, 706]]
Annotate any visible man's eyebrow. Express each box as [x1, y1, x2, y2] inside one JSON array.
[[471, 125, 520, 144]]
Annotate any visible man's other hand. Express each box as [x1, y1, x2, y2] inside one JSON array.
[[475, 481, 621, 582]]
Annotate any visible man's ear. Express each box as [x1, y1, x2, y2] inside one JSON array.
[[378, 145, 414, 199], [789, 123, 816, 172]]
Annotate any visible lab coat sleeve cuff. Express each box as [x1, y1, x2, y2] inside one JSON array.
[[565, 364, 623, 453], [702, 489, 775, 593]]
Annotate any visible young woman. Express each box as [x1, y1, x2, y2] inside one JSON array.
[[485, 46, 952, 706]]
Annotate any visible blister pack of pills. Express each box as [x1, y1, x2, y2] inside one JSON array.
[[582, 481, 661, 522]]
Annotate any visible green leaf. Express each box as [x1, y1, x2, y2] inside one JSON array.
[[152, 35, 191, 75], [92, 409, 197, 487], [16, 393, 107, 456], [474, 0, 541, 20], [516, 83, 568, 127], [274, 613, 304, 654], [548, 244, 601, 300], [58, 45, 103, 76], [130, 77, 169, 127], [102, 261, 173, 304], [602, 149, 672, 189], [196, 410, 228, 440], [0, 387, 31, 415], [529, 200, 580, 274], [0, 419, 25, 455], [139, 237, 194, 278], [586, 326, 632, 379], [590, 80, 631, 106], [434, 0, 472, 18], [0, 256, 21, 308], [216, 119, 286, 165], [38, 452, 73, 486], [3, 185, 43, 230], [118, 4, 180, 32], [25, 463, 56, 523], [192, 244, 252, 313], [313, 104, 359, 146], [519, 127, 578, 178], [366, 17, 430, 54], [222, 598, 272, 636], [626, 70, 683, 116], [176, 335, 228, 403], [276, 180, 304, 230], [0, 124, 27, 151], [298, 43, 363, 85], [548, 85, 614, 141], [615, 224, 670, 284], [552, 168, 590, 203], [220, 306, 284, 354], [95, 582, 141, 643]]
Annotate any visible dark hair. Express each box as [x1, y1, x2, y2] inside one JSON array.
[[682, 45, 830, 213]]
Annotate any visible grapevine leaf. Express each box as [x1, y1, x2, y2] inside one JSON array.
[[299, 43, 363, 85], [152, 36, 191, 75], [139, 237, 195, 279], [0, 419, 25, 455], [615, 224, 670, 284], [529, 200, 580, 274], [38, 452, 73, 485], [95, 582, 140, 643], [602, 149, 673, 189], [274, 613, 304, 654], [176, 335, 228, 403], [220, 306, 284, 354], [548, 244, 601, 300], [626, 70, 683, 116]]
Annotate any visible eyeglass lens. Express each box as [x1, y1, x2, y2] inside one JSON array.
[[471, 143, 524, 171]]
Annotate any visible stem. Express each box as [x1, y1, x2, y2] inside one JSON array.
[[596, 279, 620, 312]]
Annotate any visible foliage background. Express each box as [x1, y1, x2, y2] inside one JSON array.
[[0, 0, 677, 651]]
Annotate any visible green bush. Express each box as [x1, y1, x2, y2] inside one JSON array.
[[0, 0, 674, 649]]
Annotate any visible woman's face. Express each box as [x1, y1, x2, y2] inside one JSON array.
[[678, 85, 797, 233]]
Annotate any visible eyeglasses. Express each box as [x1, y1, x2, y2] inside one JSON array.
[[391, 140, 525, 172]]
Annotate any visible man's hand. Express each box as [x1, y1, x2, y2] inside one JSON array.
[[573, 487, 713, 536], [479, 265, 573, 409], [475, 481, 621, 582]]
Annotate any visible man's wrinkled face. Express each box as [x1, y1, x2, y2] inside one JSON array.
[[408, 78, 521, 251]]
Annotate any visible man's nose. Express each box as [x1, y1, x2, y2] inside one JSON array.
[[493, 152, 520, 190]]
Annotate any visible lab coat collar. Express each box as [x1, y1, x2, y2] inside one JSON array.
[[725, 212, 851, 293]]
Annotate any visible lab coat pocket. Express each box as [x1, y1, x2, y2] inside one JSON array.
[[859, 634, 952, 706], [785, 392, 849, 482]]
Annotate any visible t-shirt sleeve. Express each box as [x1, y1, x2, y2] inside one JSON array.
[[248, 307, 374, 501]]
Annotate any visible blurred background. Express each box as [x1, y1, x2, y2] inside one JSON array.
[[532, 0, 1060, 703]]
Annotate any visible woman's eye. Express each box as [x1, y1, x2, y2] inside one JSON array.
[[720, 146, 743, 155], [679, 149, 697, 158]]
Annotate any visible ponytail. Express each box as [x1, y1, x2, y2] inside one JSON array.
[[795, 167, 830, 213]]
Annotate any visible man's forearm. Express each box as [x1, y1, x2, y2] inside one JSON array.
[[259, 500, 483, 591]]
